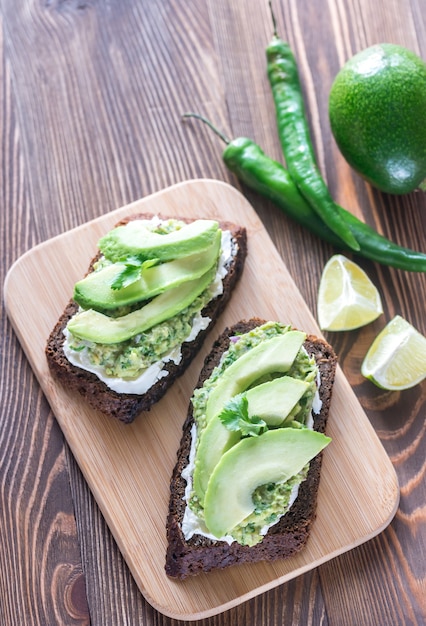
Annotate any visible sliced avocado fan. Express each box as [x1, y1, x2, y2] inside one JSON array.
[[74, 229, 222, 311]]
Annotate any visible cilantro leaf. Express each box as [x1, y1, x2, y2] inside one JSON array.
[[111, 264, 141, 290], [110, 256, 159, 290], [218, 394, 267, 437]]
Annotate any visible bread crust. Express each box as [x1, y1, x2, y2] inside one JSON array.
[[165, 318, 337, 578], [45, 214, 247, 423]]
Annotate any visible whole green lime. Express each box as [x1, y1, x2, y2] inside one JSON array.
[[329, 43, 426, 194]]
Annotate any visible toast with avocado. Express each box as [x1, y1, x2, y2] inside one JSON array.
[[45, 213, 247, 423], [165, 318, 337, 578]]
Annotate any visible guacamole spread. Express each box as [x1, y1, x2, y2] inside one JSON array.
[[67, 291, 211, 379]]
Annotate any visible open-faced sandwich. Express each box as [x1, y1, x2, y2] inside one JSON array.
[[46, 214, 247, 423], [166, 318, 337, 578]]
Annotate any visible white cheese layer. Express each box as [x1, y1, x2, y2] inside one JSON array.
[[63, 227, 234, 394]]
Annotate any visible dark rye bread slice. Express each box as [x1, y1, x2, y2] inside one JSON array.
[[45, 214, 247, 424], [165, 318, 337, 578]]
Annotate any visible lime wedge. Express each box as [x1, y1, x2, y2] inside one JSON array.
[[317, 254, 383, 331], [361, 315, 426, 390]]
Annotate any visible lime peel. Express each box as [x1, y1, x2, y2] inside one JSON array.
[[317, 254, 383, 331], [361, 315, 426, 390]]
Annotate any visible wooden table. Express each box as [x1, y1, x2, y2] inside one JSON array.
[[1, 0, 425, 624]]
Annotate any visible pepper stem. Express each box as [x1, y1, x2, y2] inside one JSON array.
[[269, 1, 278, 37], [182, 112, 230, 145]]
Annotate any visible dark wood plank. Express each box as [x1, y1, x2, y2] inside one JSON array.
[[0, 12, 90, 623], [1, 0, 425, 624]]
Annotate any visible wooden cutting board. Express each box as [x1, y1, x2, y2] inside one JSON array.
[[4, 179, 399, 620]]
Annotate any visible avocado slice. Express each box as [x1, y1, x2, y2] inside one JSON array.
[[66, 264, 216, 344], [205, 331, 306, 422], [98, 219, 220, 263], [192, 375, 311, 503], [193, 417, 240, 503], [73, 230, 221, 310], [203, 428, 331, 538], [246, 376, 310, 426]]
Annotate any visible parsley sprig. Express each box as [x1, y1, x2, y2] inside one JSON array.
[[218, 394, 267, 437]]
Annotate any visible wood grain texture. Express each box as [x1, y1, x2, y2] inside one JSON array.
[[0, 0, 425, 625]]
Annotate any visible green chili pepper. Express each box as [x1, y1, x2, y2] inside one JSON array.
[[223, 138, 342, 247], [183, 113, 426, 272], [266, 4, 360, 252]]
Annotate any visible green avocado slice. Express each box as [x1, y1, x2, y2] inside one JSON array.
[[193, 417, 240, 503], [66, 264, 217, 344], [205, 331, 306, 423], [245, 376, 310, 426], [192, 375, 311, 503], [203, 428, 331, 538], [98, 219, 220, 263], [73, 230, 222, 310]]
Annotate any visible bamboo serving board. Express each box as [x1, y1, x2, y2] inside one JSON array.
[[4, 179, 399, 620]]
